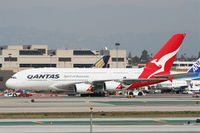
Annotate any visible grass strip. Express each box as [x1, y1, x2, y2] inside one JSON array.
[[0, 111, 200, 119]]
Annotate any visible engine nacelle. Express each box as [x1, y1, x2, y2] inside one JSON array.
[[104, 81, 123, 92], [74, 83, 93, 94]]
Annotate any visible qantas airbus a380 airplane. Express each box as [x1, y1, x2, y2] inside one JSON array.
[[6, 34, 193, 96]]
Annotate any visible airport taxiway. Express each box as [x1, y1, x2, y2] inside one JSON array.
[[0, 118, 199, 133], [0, 125, 200, 133], [0, 94, 200, 133], [0, 94, 200, 113]]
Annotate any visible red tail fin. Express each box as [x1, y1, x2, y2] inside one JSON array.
[[139, 33, 186, 79]]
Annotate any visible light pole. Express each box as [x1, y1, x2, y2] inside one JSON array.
[[90, 107, 93, 133], [115, 43, 120, 68]]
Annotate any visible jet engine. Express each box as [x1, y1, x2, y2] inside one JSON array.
[[74, 83, 93, 94], [104, 81, 123, 92]]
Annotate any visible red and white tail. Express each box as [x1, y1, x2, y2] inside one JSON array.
[[139, 33, 186, 79]]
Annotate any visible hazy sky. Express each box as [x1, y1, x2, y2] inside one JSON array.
[[0, 0, 199, 56]]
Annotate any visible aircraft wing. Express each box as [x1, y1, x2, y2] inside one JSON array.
[[154, 73, 198, 79], [51, 82, 82, 91], [122, 78, 167, 85], [91, 78, 172, 86], [92, 80, 113, 84], [51, 82, 84, 94], [52, 83, 75, 90]]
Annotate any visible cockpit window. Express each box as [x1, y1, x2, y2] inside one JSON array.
[[11, 76, 17, 79]]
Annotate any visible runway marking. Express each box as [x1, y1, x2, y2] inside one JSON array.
[[153, 120, 166, 123], [32, 121, 44, 124], [93, 101, 200, 104]]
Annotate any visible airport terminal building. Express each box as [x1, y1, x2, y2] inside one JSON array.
[[0, 45, 127, 72]]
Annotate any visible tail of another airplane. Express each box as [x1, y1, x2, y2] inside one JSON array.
[[92, 55, 110, 68], [139, 33, 186, 79], [187, 58, 200, 73], [186, 80, 200, 94], [187, 80, 194, 89]]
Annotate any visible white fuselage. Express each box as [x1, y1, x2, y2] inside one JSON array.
[[155, 74, 200, 89], [155, 79, 188, 88], [154, 71, 188, 89], [6, 68, 143, 91], [186, 81, 200, 94]]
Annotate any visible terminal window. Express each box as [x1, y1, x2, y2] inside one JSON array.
[[58, 58, 71, 62], [112, 58, 124, 62], [20, 64, 56, 68], [4, 57, 17, 61], [19, 50, 44, 55], [73, 50, 95, 55], [73, 64, 93, 68]]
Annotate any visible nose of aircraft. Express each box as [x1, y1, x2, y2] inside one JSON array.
[[5, 78, 15, 89]]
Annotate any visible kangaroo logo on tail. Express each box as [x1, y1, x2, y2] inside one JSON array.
[[147, 48, 180, 78], [139, 33, 186, 79]]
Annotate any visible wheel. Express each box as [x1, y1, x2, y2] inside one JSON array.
[[12, 93, 17, 97], [138, 92, 143, 96], [128, 92, 133, 95], [81, 94, 89, 97]]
